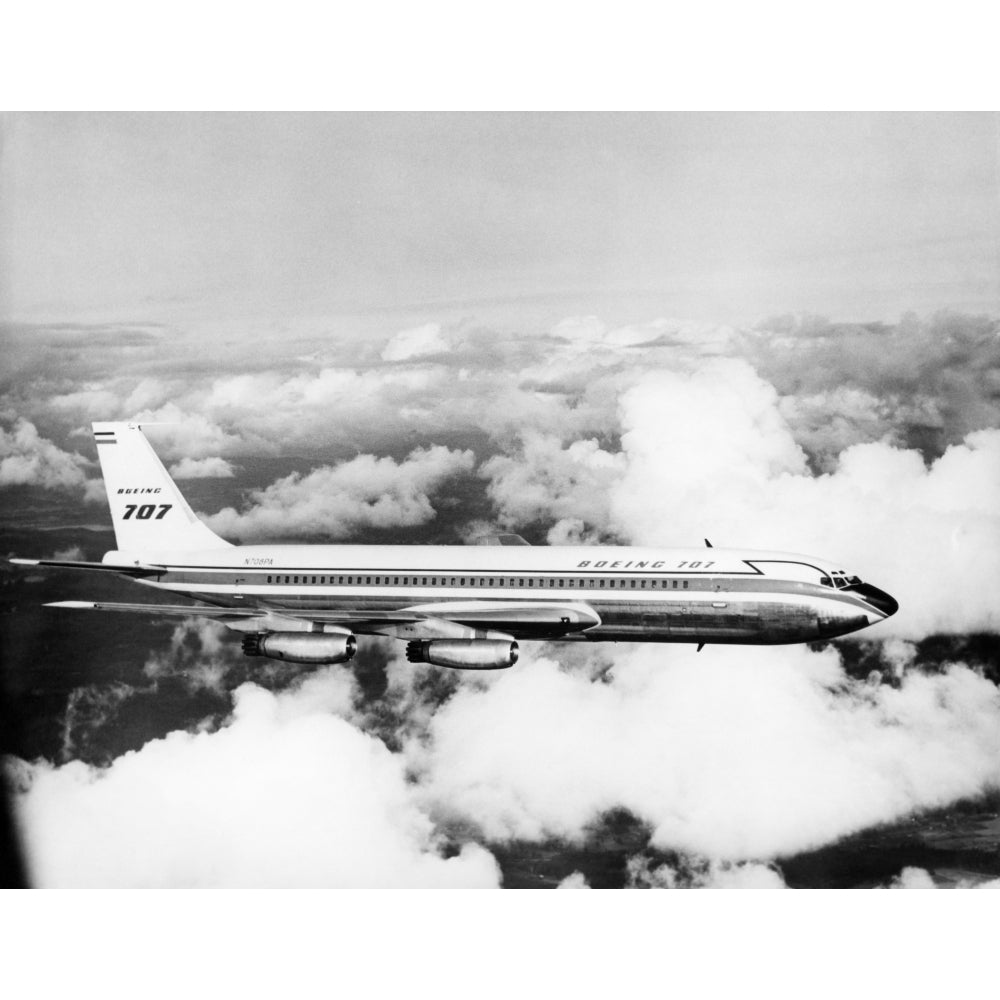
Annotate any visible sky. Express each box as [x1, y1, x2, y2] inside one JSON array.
[[2, 112, 998, 330], [1, 111, 999, 890]]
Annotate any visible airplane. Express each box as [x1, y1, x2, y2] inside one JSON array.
[[9, 422, 898, 668]]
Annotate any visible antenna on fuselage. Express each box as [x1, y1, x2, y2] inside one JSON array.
[[704, 538, 713, 547]]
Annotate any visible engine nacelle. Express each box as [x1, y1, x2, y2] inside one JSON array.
[[242, 632, 357, 664], [405, 638, 519, 670]]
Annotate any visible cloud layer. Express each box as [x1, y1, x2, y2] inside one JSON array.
[[11, 669, 499, 888], [411, 645, 1000, 860], [12, 639, 1000, 886]]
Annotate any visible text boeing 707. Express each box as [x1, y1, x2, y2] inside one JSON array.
[[10, 422, 898, 669]]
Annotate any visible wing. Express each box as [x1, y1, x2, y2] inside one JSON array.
[[45, 599, 602, 640]]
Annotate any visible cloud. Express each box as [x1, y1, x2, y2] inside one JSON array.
[[409, 644, 1000, 861], [748, 311, 1000, 452], [10, 670, 500, 888], [608, 360, 1000, 637], [887, 867, 1000, 890], [556, 871, 591, 889], [0, 418, 100, 498], [168, 456, 236, 479], [626, 856, 788, 889], [204, 445, 475, 541], [480, 432, 626, 543], [381, 322, 450, 361]]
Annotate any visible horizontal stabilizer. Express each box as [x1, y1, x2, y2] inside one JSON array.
[[11, 558, 166, 577], [45, 600, 260, 619]]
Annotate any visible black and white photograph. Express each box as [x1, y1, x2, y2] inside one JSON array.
[[1, 107, 998, 898]]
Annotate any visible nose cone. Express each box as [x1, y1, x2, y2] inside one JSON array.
[[854, 583, 899, 619]]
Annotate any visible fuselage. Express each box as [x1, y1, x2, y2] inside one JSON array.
[[117, 543, 898, 645]]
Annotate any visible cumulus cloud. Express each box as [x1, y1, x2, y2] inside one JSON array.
[[887, 867, 1000, 889], [409, 645, 1000, 861], [748, 311, 1000, 451], [608, 360, 1000, 637], [382, 322, 450, 361], [480, 432, 626, 543], [0, 418, 97, 495], [205, 445, 475, 541], [626, 856, 787, 889], [10, 670, 500, 888], [168, 456, 236, 479]]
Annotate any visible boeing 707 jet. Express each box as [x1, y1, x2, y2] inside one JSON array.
[[10, 422, 898, 668]]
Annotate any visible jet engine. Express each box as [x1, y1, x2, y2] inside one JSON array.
[[405, 638, 519, 670], [242, 632, 357, 664]]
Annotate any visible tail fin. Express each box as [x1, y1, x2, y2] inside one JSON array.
[[92, 422, 232, 553]]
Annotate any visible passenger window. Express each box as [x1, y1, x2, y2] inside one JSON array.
[[267, 576, 271, 584], [630, 579, 636, 589], [641, 580, 646, 588], [683, 580, 688, 589]]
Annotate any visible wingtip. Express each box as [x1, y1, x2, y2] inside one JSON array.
[[44, 601, 97, 609], [9, 557, 40, 566]]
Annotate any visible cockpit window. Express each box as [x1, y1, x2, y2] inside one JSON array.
[[820, 575, 832, 587]]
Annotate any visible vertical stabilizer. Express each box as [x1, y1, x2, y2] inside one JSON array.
[[92, 422, 232, 552]]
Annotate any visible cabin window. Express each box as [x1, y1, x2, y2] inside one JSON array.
[[267, 575, 272, 584], [641, 580, 646, 589], [630, 579, 636, 589], [683, 580, 689, 589]]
